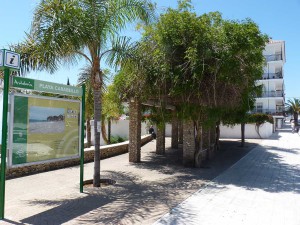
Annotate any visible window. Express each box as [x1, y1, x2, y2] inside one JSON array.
[[256, 102, 263, 113]]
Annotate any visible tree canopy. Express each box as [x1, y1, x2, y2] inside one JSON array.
[[286, 98, 300, 122], [115, 6, 268, 126]]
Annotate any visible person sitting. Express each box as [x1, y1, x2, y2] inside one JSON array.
[[148, 125, 156, 139]]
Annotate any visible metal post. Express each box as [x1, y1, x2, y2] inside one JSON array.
[[0, 67, 10, 219], [80, 84, 85, 193]]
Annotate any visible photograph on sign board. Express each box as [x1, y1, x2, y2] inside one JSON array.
[[11, 95, 80, 166], [29, 106, 65, 133]]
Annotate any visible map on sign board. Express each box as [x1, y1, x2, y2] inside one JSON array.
[[11, 94, 81, 166]]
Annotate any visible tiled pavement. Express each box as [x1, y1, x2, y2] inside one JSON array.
[[154, 124, 300, 225], [2, 123, 299, 225]]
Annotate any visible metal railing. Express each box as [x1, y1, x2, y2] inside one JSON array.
[[264, 53, 283, 62], [251, 109, 284, 116], [256, 91, 284, 98], [261, 73, 283, 80]]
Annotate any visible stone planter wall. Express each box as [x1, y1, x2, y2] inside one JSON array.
[[6, 135, 152, 179]]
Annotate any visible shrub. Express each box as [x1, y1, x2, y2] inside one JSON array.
[[248, 113, 274, 125], [110, 135, 127, 144]]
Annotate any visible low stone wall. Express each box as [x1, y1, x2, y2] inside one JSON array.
[[6, 135, 152, 179]]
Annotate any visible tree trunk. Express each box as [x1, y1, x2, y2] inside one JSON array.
[[87, 116, 91, 148], [178, 120, 183, 144], [156, 123, 165, 155], [129, 98, 142, 162], [93, 89, 101, 187], [241, 122, 245, 147], [194, 122, 202, 168], [171, 111, 179, 149], [183, 120, 196, 167], [202, 128, 210, 161], [108, 118, 111, 144], [294, 112, 298, 122], [92, 57, 102, 187], [215, 121, 220, 151], [209, 126, 216, 159]]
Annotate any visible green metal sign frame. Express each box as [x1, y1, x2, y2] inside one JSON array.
[[0, 49, 86, 219], [12, 76, 82, 96], [0, 67, 9, 219], [80, 85, 85, 193]]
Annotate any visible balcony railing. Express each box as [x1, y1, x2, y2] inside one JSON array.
[[261, 72, 283, 80], [256, 91, 284, 98], [264, 53, 283, 62], [251, 109, 284, 116]]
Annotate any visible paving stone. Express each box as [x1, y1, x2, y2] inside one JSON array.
[[154, 124, 300, 225]]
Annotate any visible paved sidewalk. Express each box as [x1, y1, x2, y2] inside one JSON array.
[[1, 125, 291, 225], [155, 124, 300, 225], [1, 136, 259, 225]]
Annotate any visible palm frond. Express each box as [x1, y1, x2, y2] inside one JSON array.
[[104, 36, 137, 69]]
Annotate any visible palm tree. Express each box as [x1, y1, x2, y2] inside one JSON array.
[[14, 0, 154, 187], [286, 98, 300, 123], [77, 65, 113, 146]]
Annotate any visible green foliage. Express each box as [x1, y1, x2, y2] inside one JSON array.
[[247, 113, 274, 125], [102, 84, 124, 119], [15, 0, 155, 187], [177, 0, 193, 11], [110, 135, 127, 144], [116, 4, 268, 126], [141, 105, 172, 125], [285, 98, 300, 121]]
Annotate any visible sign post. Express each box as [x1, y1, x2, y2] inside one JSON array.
[[80, 84, 85, 193], [0, 49, 20, 219]]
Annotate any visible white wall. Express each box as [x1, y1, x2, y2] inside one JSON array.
[[88, 120, 273, 145], [89, 120, 149, 146], [220, 122, 273, 139], [165, 123, 171, 137], [88, 121, 173, 146]]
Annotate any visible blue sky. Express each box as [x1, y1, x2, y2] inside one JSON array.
[[29, 106, 64, 121], [1, 0, 300, 99]]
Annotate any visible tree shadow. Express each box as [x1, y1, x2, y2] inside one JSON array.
[[18, 140, 259, 225], [15, 137, 298, 224], [21, 195, 114, 224], [135, 140, 260, 181], [215, 145, 300, 194], [19, 170, 207, 225]]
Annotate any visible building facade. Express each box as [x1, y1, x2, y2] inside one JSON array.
[[253, 39, 286, 128]]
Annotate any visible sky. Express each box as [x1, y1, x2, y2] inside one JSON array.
[[29, 106, 64, 121], [1, 0, 300, 100]]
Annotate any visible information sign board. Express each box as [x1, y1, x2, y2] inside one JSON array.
[[10, 94, 81, 166]]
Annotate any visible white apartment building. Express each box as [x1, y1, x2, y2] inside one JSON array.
[[253, 39, 286, 128]]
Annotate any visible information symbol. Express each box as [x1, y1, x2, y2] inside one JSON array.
[[10, 56, 15, 65], [4, 51, 20, 69]]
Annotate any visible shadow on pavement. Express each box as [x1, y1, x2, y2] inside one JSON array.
[[216, 144, 300, 194], [136, 140, 260, 181], [21, 195, 113, 224], [19, 139, 262, 224]]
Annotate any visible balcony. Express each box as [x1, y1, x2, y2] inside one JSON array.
[[251, 108, 284, 116], [256, 91, 284, 98], [261, 72, 283, 80], [264, 53, 283, 62]]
